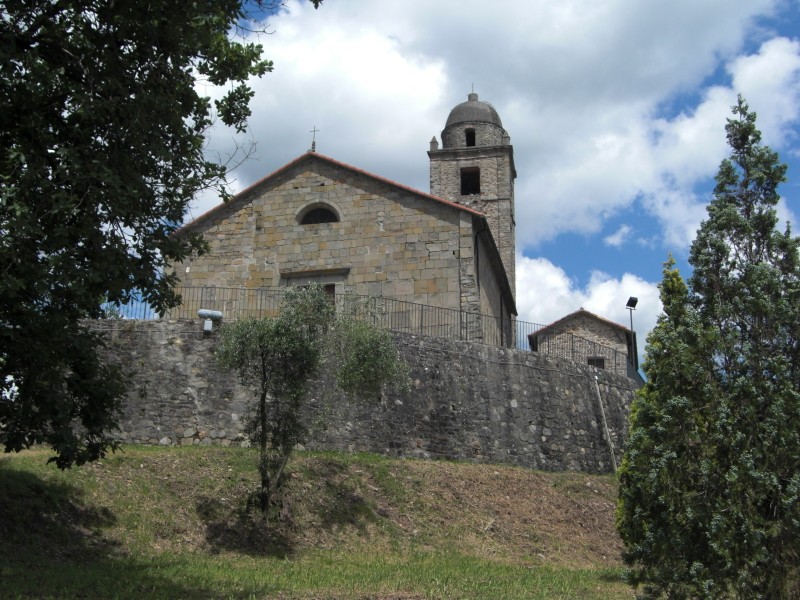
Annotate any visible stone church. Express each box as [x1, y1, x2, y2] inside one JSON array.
[[176, 93, 518, 343], [99, 93, 642, 466]]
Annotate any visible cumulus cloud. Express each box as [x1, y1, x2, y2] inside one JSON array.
[[188, 0, 800, 340], [729, 37, 800, 145], [603, 224, 633, 248], [195, 0, 799, 243], [516, 255, 662, 364], [635, 37, 800, 248], [519, 33, 800, 252], [190, 1, 448, 219]]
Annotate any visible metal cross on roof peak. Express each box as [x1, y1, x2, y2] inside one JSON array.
[[309, 126, 319, 152]]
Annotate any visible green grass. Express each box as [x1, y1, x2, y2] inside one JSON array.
[[0, 446, 633, 599], [2, 551, 629, 599]]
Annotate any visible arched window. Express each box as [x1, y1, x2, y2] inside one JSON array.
[[297, 203, 339, 225]]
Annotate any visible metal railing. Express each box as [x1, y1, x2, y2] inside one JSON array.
[[104, 286, 633, 374], [530, 332, 630, 377]]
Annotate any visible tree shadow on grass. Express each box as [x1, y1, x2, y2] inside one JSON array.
[[317, 480, 376, 532], [195, 494, 294, 558], [596, 567, 629, 585], [0, 459, 270, 599], [0, 461, 120, 564], [304, 457, 379, 534], [195, 457, 380, 557]]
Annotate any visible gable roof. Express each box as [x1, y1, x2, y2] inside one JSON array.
[[180, 151, 485, 232], [531, 308, 630, 339]]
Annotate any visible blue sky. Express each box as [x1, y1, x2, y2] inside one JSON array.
[[196, 0, 800, 359]]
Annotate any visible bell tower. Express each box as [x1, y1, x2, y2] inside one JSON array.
[[428, 92, 516, 298]]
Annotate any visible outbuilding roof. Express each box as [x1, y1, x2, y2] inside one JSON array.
[[530, 308, 631, 339]]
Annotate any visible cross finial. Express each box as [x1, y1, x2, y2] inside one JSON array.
[[309, 126, 319, 152]]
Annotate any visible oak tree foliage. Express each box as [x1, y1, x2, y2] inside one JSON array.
[[617, 97, 800, 598], [216, 285, 409, 514], [0, 1, 319, 467]]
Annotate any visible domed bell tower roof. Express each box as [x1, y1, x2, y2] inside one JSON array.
[[445, 92, 503, 128]]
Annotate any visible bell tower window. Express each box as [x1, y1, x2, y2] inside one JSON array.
[[465, 128, 476, 147], [460, 167, 480, 195]]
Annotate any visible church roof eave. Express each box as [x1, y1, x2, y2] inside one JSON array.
[[178, 151, 486, 233]]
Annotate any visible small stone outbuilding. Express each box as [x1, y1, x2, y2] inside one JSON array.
[[528, 308, 640, 380]]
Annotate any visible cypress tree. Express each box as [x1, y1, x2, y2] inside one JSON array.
[[618, 97, 800, 598]]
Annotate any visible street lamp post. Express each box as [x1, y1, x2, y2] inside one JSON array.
[[626, 297, 639, 371], [626, 296, 638, 333]]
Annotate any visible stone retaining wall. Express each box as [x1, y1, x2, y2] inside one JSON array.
[[93, 319, 637, 473]]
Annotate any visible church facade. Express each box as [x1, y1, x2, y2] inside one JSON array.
[[175, 93, 518, 344]]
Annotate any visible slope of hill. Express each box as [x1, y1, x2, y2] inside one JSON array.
[[0, 446, 633, 599]]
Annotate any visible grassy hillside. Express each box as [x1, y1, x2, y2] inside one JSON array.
[[0, 446, 633, 599]]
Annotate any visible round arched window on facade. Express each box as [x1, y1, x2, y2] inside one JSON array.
[[298, 204, 339, 225]]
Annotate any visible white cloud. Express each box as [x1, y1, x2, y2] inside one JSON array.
[[631, 37, 800, 249], [195, 0, 798, 244], [519, 34, 800, 253], [603, 224, 633, 248], [189, 0, 800, 307], [190, 2, 448, 219], [516, 255, 662, 364], [729, 37, 800, 146]]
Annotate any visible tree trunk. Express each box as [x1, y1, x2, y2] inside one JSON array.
[[271, 453, 291, 493], [258, 386, 270, 514]]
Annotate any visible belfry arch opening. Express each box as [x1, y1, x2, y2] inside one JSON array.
[[460, 167, 480, 195], [465, 128, 476, 147]]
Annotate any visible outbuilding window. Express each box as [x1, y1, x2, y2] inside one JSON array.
[[587, 357, 605, 370]]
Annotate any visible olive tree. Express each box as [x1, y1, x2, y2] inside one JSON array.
[[216, 285, 408, 513]]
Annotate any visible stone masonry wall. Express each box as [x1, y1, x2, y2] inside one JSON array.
[[92, 319, 637, 473], [429, 145, 516, 299], [475, 226, 512, 345], [174, 151, 516, 355], [441, 120, 506, 148], [178, 157, 467, 311]]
